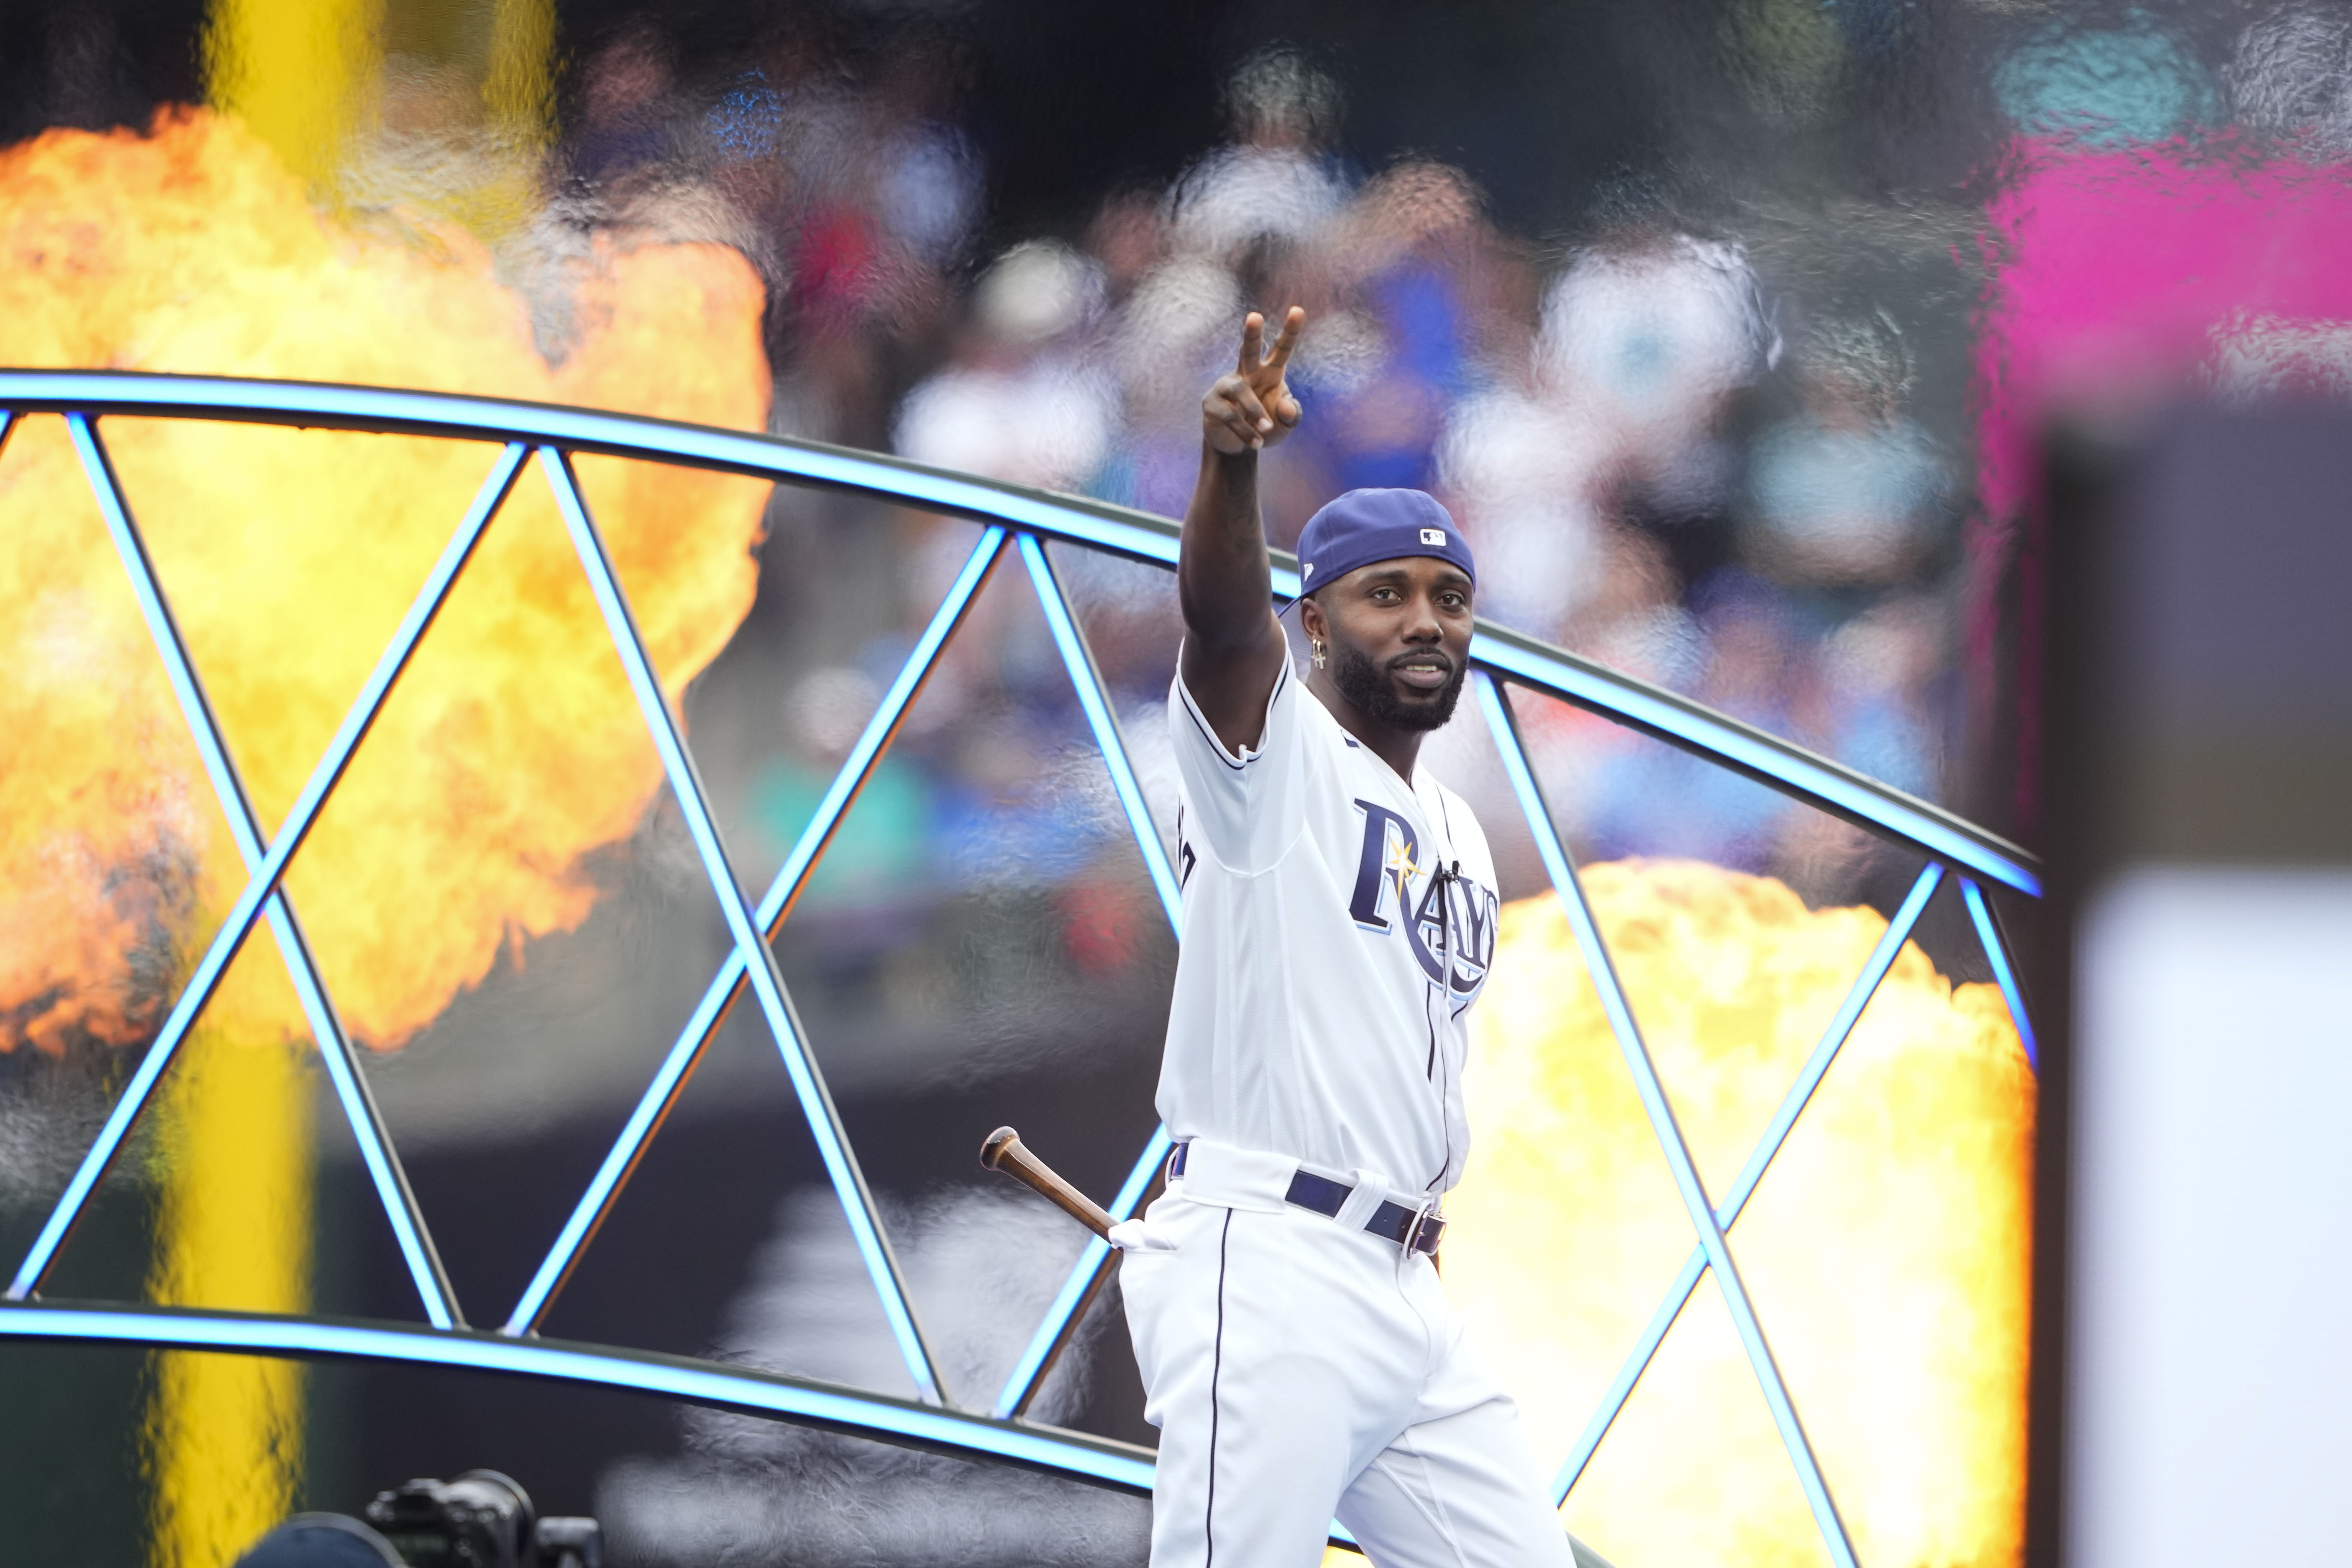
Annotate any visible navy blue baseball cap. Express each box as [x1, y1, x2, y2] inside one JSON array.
[[1284, 488, 1475, 613]]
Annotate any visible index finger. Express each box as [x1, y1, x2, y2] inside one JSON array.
[[1236, 312, 1266, 375], [1263, 306, 1306, 374]]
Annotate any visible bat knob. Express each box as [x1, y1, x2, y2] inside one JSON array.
[[981, 1126, 1021, 1170]]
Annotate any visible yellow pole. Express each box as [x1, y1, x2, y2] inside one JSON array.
[[485, 0, 557, 152], [206, 0, 554, 233], [145, 8, 554, 1563], [144, 1022, 315, 1568], [202, 0, 384, 196], [470, 0, 559, 240], [141, 19, 383, 1560]]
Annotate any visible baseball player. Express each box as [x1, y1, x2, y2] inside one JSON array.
[[1110, 306, 1576, 1568]]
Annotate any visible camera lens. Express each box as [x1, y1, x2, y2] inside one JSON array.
[[232, 1514, 405, 1568]]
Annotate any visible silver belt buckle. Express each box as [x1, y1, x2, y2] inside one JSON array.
[[1404, 1201, 1444, 1255]]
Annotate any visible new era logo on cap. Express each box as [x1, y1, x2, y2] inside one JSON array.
[[1420, 528, 1447, 546], [1302, 562, 1315, 579]]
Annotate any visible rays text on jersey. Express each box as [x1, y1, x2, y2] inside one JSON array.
[[1346, 799, 1498, 997]]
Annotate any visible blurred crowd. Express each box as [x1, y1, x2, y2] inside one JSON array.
[[527, 0, 2352, 929], [885, 52, 1960, 838], [546, 31, 1971, 923]]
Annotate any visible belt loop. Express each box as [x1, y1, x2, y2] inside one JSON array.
[[1331, 1171, 1390, 1232]]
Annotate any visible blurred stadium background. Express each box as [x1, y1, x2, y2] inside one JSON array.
[[3, 0, 2343, 1564]]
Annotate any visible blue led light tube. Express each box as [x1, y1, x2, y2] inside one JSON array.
[[0, 371, 2038, 895], [0, 1302, 1153, 1491]]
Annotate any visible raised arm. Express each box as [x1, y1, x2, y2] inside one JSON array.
[[1179, 307, 1305, 753]]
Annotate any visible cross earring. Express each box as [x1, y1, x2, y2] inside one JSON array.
[[1310, 638, 1326, 669]]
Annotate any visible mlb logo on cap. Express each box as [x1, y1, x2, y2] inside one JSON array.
[[1421, 528, 1447, 546]]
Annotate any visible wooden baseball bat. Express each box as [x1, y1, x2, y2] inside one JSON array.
[[981, 1126, 1117, 1240]]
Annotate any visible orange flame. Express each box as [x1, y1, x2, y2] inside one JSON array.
[[0, 107, 772, 1052], [1447, 860, 2033, 1568]]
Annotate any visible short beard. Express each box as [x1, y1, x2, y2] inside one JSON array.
[[1328, 636, 1467, 732]]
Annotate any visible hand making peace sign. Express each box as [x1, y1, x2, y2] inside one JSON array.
[[1202, 307, 1305, 455]]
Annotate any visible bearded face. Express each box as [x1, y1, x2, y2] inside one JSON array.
[[1325, 617, 1468, 731]]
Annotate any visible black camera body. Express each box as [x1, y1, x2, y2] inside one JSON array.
[[235, 1471, 601, 1568]]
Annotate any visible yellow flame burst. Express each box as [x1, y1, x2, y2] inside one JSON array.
[[0, 100, 771, 1568], [1443, 860, 2033, 1568], [0, 108, 773, 1054]]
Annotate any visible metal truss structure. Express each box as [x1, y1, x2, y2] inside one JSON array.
[[0, 371, 2040, 1563]]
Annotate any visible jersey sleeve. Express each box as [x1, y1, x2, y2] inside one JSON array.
[[1168, 649, 1308, 875]]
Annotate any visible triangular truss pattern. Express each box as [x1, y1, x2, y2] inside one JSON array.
[[1542, 858, 1945, 1505], [0, 378, 2043, 1561], [536, 446, 946, 1405], [3, 419, 527, 1327], [498, 524, 1012, 1340]]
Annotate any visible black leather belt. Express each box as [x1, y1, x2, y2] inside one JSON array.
[[1167, 1143, 1444, 1256]]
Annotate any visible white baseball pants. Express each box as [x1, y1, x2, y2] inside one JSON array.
[[1117, 1181, 1577, 1568]]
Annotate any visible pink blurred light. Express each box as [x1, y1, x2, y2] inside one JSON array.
[[1971, 138, 2352, 831], [1975, 138, 2352, 519]]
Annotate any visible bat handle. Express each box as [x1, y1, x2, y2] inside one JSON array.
[[981, 1126, 1118, 1240]]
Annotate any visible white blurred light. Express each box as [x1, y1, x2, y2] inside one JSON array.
[[1592, 603, 1710, 690], [893, 353, 1116, 493], [1289, 307, 1385, 395], [789, 666, 884, 759], [1539, 238, 1774, 427], [975, 241, 1105, 348], [1746, 415, 1945, 583], [1167, 144, 1347, 255], [1438, 387, 1609, 632], [1116, 256, 1244, 391], [2071, 869, 2352, 1568], [2204, 309, 2352, 403], [2229, 4, 2352, 150]]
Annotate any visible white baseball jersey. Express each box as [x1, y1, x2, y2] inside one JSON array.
[[1160, 652, 1502, 1199]]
